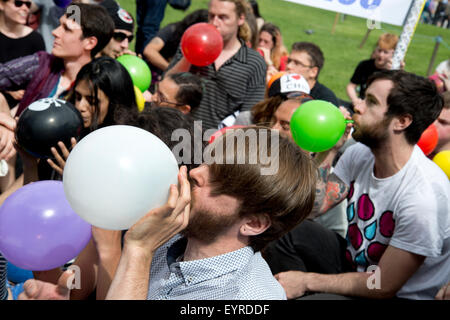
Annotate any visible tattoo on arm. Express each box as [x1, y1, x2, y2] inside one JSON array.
[[310, 164, 349, 218]]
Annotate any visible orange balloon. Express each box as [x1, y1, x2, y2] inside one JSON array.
[[267, 71, 285, 89], [417, 124, 438, 156]]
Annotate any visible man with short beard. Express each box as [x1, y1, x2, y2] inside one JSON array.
[[266, 70, 450, 300], [103, 127, 317, 300]]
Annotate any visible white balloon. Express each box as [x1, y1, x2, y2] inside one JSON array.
[[63, 125, 179, 230]]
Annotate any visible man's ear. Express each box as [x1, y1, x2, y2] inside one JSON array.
[[240, 214, 271, 237], [393, 113, 413, 132], [177, 104, 191, 114], [83, 36, 98, 53], [237, 13, 246, 27], [309, 66, 319, 80]]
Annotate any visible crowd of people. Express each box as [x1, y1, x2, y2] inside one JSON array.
[[423, 0, 450, 28], [0, 0, 448, 301]]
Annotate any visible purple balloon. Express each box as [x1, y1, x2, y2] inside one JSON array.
[[0, 181, 91, 271], [53, 0, 71, 8]]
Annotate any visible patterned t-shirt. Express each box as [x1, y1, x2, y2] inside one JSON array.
[[334, 143, 450, 299]]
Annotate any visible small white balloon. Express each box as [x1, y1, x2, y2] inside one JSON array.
[[63, 125, 179, 230]]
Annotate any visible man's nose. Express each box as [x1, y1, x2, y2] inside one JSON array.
[[353, 100, 365, 114]]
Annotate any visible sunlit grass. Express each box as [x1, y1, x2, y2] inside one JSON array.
[[118, 0, 450, 100]]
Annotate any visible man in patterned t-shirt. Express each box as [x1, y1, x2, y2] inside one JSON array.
[[270, 70, 449, 300], [18, 128, 317, 300]]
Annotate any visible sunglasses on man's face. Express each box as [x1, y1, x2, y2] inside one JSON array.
[[14, 0, 32, 9], [113, 32, 134, 43]]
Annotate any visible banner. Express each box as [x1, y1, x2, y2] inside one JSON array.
[[283, 0, 414, 26]]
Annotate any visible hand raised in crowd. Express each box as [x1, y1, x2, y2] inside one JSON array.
[[313, 106, 353, 165], [142, 90, 152, 102], [0, 113, 17, 161], [258, 47, 272, 65], [118, 49, 143, 59], [6, 90, 25, 101], [47, 138, 77, 175], [123, 166, 191, 255], [336, 106, 353, 150], [385, 58, 405, 71]]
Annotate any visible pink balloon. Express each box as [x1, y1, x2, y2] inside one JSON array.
[[208, 125, 245, 144], [181, 23, 223, 67], [0, 181, 92, 271]]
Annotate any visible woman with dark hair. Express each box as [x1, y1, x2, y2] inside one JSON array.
[[47, 56, 138, 175], [143, 9, 208, 87], [68, 56, 137, 132]]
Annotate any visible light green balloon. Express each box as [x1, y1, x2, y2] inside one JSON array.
[[290, 100, 346, 152], [117, 54, 151, 92]]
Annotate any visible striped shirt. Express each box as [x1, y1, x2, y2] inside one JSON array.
[[168, 41, 267, 129], [147, 235, 286, 300], [0, 252, 7, 300]]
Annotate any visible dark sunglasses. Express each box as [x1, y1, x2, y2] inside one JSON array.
[[14, 0, 32, 9], [113, 32, 134, 43]]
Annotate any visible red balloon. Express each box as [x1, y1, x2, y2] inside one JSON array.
[[417, 124, 438, 156], [181, 23, 223, 67], [208, 125, 245, 144]]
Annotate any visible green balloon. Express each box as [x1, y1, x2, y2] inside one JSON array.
[[290, 100, 346, 152], [117, 54, 151, 92]]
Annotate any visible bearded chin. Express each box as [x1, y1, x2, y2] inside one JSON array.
[[352, 119, 391, 149], [181, 209, 240, 242], [353, 129, 384, 149]]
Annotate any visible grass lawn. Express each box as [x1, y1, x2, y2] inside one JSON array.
[[117, 0, 450, 101]]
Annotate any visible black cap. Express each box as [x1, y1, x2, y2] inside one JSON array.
[[100, 0, 134, 33]]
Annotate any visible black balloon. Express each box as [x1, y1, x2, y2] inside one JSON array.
[[16, 98, 83, 159]]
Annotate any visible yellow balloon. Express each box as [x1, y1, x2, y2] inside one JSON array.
[[134, 86, 145, 112], [433, 150, 450, 179]]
